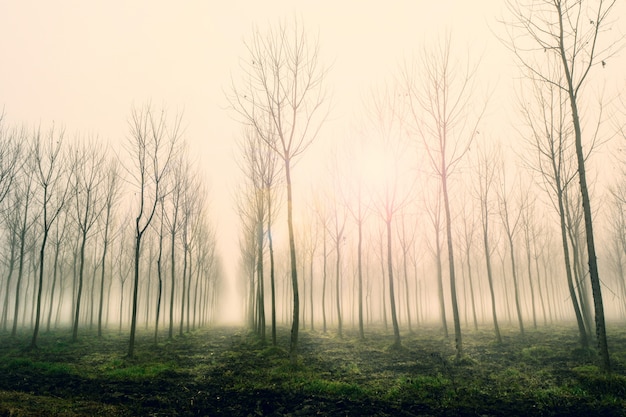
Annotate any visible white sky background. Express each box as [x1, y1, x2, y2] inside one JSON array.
[[1, 1, 624, 321]]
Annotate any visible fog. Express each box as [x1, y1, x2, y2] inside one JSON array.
[[0, 0, 625, 359]]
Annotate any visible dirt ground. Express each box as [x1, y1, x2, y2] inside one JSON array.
[[1, 325, 625, 416]]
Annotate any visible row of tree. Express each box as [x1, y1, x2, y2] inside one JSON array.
[[0, 104, 222, 356], [231, 0, 624, 372]]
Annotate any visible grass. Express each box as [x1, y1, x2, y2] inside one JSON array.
[[1, 323, 626, 416]]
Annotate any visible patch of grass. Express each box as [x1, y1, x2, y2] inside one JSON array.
[[3, 357, 75, 376], [572, 364, 626, 396], [386, 374, 453, 404], [521, 345, 552, 364], [304, 379, 367, 399], [102, 362, 173, 380]]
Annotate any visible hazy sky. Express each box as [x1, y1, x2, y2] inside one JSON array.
[[1, 1, 624, 306]]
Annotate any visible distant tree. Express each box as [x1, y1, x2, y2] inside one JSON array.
[[70, 138, 106, 342], [0, 117, 23, 205], [154, 196, 166, 343], [30, 126, 70, 349], [474, 141, 502, 344], [124, 104, 180, 358], [396, 209, 417, 334], [496, 168, 525, 335], [327, 173, 348, 338], [423, 184, 448, 338], [312, 191, 331, 334], [366, 85, 412, 349], [46, 207, 69, 332], [97, 157, 121, 338], [164, 157, 183, 340], [229, 19, 328, 362], [459, 195, 479, 331]]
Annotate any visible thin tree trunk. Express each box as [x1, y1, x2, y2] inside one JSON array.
[[387, 218, 401, 348], [557, 3, 609, 371], [357, 218, 364, 339], [482, 219, 501, 344], [285, 161, 299, 364], [441, 167, 462, 357], [30, 230, 48, 349], [72, 232, 87, 342], [268, 194, 277, 345], [322, 226, 327, 334], [335, 233, 342, 338]]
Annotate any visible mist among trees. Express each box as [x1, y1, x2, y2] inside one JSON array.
[[1, 1, 626, 415]]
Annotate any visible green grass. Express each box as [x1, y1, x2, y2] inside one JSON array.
[[2, 324, 626, 415]]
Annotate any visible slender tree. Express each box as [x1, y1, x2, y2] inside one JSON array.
[[70, 138, 106, 342], [229, 20, 328, 362], [404, 34, 485, 359], [518, 71, 589, 348], [504, 0, 620, 372], [474, 142, 502, 343], [97, 158, 121, 337], [497, 169, 525, 335], [30, 126, 70, 349], [125, 104, 180, 357]]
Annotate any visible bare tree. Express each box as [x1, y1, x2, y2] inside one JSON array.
[[154, 196, 166, 343], [47, 207, 69, 332], [504, 0, 621, 372], [229, 19, 328, 362], [0, 117, 23, 205], [366, 86, 412, 349], [497, 168, 525, 335], [70, 138, 106, 342], [404, 34, 486, 359], [97, 157, 121, 337], [30, 126, 70, 349], [125, 104, 180, 357], [518, 71, 589, 348], [474, 141, 502, 343]]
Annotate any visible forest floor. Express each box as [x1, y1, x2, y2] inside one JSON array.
[[1, 323, 626, 416]]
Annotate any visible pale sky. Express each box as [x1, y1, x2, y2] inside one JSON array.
[[1, 1, 624, 315]]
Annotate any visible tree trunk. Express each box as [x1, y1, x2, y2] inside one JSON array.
[[268, 194, 277, 345], [322, 226, 327, 334], [507, 234, 525, 335], [386, 217, 401, 348], [30, 230, 49, 349], [435, 228, 448, 338], [335, 232, 342, 338], [256, 219, 266, 343], [357, 218, 364, 340], [441, 167, 462, 358], [285, 161, 299, 364], [72, 232, 87, 342], [482, 217, 501, 344], [127, 228, 142, 357], [557, 3, 610, 372]]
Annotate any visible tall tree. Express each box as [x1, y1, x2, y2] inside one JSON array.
[[30, 126, 70, 349], [230, 20, 328, 362], [366, 86, 412, 349], [474, 142, 502, 343], [70, 138, 106, 342], [125, 104, 180, 358], [518, 69, 589, 348], [404, 34, 485, 359], [504, 0, 620, 372], [97, 157, 121, 338]]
